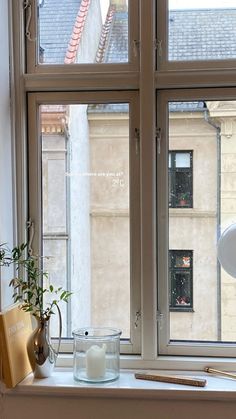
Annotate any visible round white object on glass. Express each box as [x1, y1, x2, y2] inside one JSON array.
[[218, 223, 236, 278]]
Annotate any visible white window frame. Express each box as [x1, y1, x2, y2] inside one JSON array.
[[157, 87, 236, 358], [27, 91, 141, 355], [157, 1, 236, 73], [8, 0, 236, 369], [25, 0, 139, 74]]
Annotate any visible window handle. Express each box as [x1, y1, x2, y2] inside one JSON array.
[[156, 310, 164, 330], [134, 128, 140, 155], [154, 39, 162, 56]]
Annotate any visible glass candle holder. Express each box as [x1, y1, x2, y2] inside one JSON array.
[[72, 327, 122, 383]]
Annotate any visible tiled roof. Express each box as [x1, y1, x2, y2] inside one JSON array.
[[169, 101, 206, 112], [95, 5, 116, 63], [40, 5, 236, 64], [169, 8, 236, 61], [101, 9, 128, 63], [64, 0, 91, 64], [88, 103, 129, 113], [39, 0, 82, 64]]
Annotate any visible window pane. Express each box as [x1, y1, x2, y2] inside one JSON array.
[[168, 99, 236, 342], [38, 0, 129, 65], [40, 102, 130, 339], [168, 1, 236, 62]]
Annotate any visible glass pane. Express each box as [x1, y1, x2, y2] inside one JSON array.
[[40, 102, 130, 339], [175, 152, 190, 168], [175, 255, 190, 268], [171, 272, 191, 307], [168, 1, 236, 62], [38, 0, 129, 65], [168, 99, 236, 342]]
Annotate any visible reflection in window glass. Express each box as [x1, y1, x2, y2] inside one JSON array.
[[38, 0, 129, 65], [168, 99, 236, 343], [168, 1, 236, 62], [40, 103, 130, 339]]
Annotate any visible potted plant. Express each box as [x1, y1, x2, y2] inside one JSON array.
[[0, 242, 72, 377], [178, 192, 190, 207]]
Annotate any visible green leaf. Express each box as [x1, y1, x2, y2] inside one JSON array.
[[60, 291, 67, 300]]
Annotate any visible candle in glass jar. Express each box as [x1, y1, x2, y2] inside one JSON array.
[[86, 344, 106, 379]]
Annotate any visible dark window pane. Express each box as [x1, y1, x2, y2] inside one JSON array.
[[169, 250, 193, 311]]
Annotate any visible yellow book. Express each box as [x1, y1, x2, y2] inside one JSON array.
[[0, 305, 33, 388]]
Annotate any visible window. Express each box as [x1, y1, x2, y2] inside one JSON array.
[[169, 250, 193, 311], [38, 0, 130, 65], [26, 0, 138, 72], [8, 0, 236, 369], [169, 151, 193, 208]]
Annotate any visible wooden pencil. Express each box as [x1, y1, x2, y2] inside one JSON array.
[[135, 372, 207, 387]]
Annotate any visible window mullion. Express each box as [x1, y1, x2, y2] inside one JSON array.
[[140, 0, 156, 359], [157, 90, 170, 355]]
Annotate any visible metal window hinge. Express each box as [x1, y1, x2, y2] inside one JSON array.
[[134, 128, 140, 155], [156, 127, 161, 154], [156, 310, 164, 330], [154, 39, 162, 56]]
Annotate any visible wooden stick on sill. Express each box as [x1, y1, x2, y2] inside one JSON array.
[[135, 373, 207, 387]]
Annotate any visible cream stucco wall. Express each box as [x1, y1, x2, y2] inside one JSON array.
[[208, 102, 236, 341], [169, 113, 218, 340], [89, 113, 130, 338]]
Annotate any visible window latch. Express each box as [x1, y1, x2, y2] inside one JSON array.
[[134, 310, 141, 328], [23, 0, 36, 42], [156, 128, 161, 154], [133, 40, 140, 58], [134, 128, 140, 155], [154, 39, 162, 56], [26, 218, 35, 256], [156, 310, 164, 330]]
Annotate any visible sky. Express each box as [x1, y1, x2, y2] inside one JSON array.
[[100, 0, 109, 22], [169, 0, 236, 8], [100, 0, 236, 22]]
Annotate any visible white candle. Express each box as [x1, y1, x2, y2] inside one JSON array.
[[86, 344, 106, 379]]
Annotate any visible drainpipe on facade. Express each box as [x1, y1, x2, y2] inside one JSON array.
[[204, 109, 222, 341]]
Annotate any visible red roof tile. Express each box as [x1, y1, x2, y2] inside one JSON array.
[[64, 0, 91, 64], [95, 5, 116, 64]]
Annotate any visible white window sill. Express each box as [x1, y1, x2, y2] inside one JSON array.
[[5, 369, 236, 402]]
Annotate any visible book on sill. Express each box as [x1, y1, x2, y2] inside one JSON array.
[[0, 304, 33, 388]]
